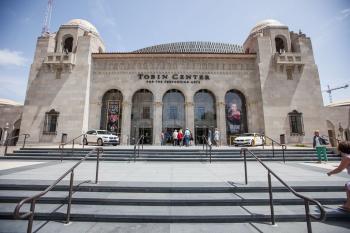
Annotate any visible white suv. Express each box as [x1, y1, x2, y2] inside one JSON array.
[[83, 130, 119, 146], [233, 133, 264, 146]]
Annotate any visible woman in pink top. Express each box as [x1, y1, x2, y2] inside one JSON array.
[[327, 141, 350, 212], [177, 129, 183, 147]]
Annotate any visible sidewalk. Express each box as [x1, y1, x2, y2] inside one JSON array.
[[0, 160, 347, 186]]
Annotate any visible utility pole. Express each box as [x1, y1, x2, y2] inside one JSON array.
[[324, 84, 349, 103], [41, 0, 54, 37]]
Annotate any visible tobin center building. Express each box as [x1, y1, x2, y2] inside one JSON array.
[[20, 18, 347, 145]]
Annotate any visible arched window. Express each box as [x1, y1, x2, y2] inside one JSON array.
[[100, 90, 123, 136], [43, 109, 59, 134], [162, 89, 185, 142], [194, 89, 216, 144], [288, 110, 304, 135], [131, 89, 154, 144], [225, 90, 247, 144], [275, 37, 286, 54], [63, 36, 73, 53]]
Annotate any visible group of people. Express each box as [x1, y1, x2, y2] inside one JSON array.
[[171, 128, 192, 147], [160, 128, 193, 147], [160, 128, 221, 147], [207, 128, 220, 147]]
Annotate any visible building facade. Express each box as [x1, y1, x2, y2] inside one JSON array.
[[18, 19, 349, 145]]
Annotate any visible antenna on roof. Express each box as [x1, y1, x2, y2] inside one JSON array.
[[41, 0, 54, 37]]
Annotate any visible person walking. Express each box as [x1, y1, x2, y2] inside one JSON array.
[[184, 128, 191, 147], [177, 129, 183, 147], [160, 131, 165, 146], [214, 128, 220, 147], [208, 129, 212, 146], [327, 141, 350, 212], [172, 129, 178, 146], [313, 130, 328, 162]]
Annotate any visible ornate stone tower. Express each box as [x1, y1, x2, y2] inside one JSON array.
[[20, 19, 105, 143], [244, 19, 326, 144]]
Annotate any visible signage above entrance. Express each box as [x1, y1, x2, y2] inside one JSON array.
[[138, 73, 210, 84]]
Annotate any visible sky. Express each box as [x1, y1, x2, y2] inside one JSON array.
[[0, 0, 349, 105]]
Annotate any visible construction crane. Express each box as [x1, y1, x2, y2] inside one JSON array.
[[324, 84, 349, 103], [41, 0, 54, 36]]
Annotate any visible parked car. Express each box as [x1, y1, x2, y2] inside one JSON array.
[[233, 133, 264, 146], [83, 130, 119, 146]]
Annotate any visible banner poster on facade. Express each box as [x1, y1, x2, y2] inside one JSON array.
[[226, 103, 242, 134], [106, 100, 120, 134]]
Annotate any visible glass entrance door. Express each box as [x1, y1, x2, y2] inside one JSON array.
[[162, 89, 185, 134], [195, 127, 208, 144], [139, 128, 152, 144]]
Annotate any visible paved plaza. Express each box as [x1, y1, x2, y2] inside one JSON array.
[[0, 156, 349, 232]]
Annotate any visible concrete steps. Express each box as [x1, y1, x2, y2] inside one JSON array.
[[0, 182, 348, 225], [2, 148, 340, 162]]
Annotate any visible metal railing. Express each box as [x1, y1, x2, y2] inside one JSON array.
[[132, 135, 144, 162], [241, 148, 326, 233], [4, 133, 30, 155], [13, 147, 103, 233], [260, 134, 287, 163], [202, 135, 212, 163], [59, 134, 86, 161]]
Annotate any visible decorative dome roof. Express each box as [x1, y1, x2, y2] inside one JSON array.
[[250, 19, 285, 35], [64, 19, 99, 35], [133, 41, 244, 53]]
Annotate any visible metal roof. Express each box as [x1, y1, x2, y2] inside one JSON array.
[[133, 41, 244, 54]]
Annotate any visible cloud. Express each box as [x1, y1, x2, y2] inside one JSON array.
[[0, 75, 26, 103], [88, 0, 124, 50], [0, 49, 28, 66], [88, 0, 117, 27], [313, 8, 350, 47], [336, 8, 350, 21], [320, 8, 350, 30]]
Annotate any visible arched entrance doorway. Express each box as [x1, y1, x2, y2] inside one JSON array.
[[131, 89, 154, 144], [326, 120, 336, 147], [194, 89, 217, 144], [225, 90, 247, 145], [100, 89, 123, 136], [162, 89, 185, 144]]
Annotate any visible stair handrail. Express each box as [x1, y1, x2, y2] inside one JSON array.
[[259, 133, 287, 163], [240, 148, 326, 233], [133, 135, 144, 162], [13, 147, 103, 233], [59, 133, 87, 161], [202, 135, 212, 163], [4, 133, 30, 155]]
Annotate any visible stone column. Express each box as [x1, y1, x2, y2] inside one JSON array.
[[217, 101, 226, 146], [153, 101, 163, 145], [185, 102, 195, 136], [121, 101, 131, 145]]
